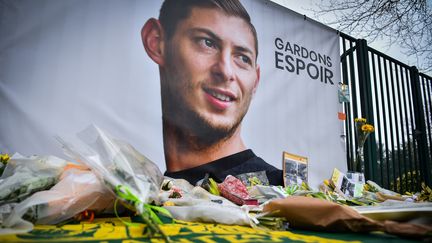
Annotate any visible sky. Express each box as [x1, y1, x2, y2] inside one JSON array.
[[270, 0, 428, 76]]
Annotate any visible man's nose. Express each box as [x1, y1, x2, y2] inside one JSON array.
[[211, 50, 235, 82]]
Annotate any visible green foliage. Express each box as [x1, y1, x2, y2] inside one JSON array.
[[390, 170, 420, 194], [418, 183, 432, 202], [371, 138, 428, 194]]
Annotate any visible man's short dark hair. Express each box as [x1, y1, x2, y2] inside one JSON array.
[[159, 0, 258, 59]]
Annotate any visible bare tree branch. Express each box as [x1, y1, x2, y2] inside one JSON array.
[[313, 0, 432, 73]]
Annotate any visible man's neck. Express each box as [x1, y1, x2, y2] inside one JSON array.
[[163, 124, 246, 172]]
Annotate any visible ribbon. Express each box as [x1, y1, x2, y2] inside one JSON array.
[[115, 185, 141, 207], [113, 185, 172, 242]]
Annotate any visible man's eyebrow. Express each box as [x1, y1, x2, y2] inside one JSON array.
[[188, 27, 256, 58], [188, 27, 222, 45], [234, 45, 254, 58]]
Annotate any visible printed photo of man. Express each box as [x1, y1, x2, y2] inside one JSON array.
[[141, 0, 283, 185]]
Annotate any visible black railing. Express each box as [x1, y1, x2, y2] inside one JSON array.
[[339, 32, 432, 193]]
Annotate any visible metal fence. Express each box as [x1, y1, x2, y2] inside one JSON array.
[[340, 32, 432, 193]]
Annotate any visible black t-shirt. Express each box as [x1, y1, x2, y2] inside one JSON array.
[[164, 149, 283, 186]]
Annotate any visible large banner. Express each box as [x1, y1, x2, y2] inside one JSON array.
[[0, 0, 345, 188]]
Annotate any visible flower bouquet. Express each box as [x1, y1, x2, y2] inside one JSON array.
[[58, 125, 170, 241], [354, 118, 375, 174]]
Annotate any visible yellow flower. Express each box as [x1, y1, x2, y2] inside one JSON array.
[[163, 201, 175, 206], [355, 117, 367, 123], [0, 153, 10, 163], [361, 124, 375, 133]]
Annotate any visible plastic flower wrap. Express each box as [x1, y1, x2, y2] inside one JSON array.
[[57, 125, 170, 241], [0, 154, 68, 235], [1, 167, 115, 235], [0, 154, 67, 206]]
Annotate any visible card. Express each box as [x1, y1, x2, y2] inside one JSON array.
[[282, 151, 308, 187]]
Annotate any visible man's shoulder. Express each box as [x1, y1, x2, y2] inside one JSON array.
[[164, 149, 284, 186], [223, 150, 283, 186], [240, 154, 278, 170]]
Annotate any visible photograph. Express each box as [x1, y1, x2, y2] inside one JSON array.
[[282, 151, 308, 187]]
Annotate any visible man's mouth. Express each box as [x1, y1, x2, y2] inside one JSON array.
[[208, 90, 233, 102], [204, 88, 236, 102], [203, 87, 236, 110]]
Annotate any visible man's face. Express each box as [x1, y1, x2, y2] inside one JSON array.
[[161, 7, 259, 144]]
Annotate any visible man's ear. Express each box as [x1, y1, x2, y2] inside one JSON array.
[[141, 18, 165, 66], [252, 65, 261, 94]]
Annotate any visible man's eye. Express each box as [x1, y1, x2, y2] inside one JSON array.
[[239, 55, 252, 65], [204, 39, 215, 48], [198, 38, 216, 49]]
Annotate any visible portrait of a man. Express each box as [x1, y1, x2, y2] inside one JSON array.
[[141, 0, 283, 186]]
